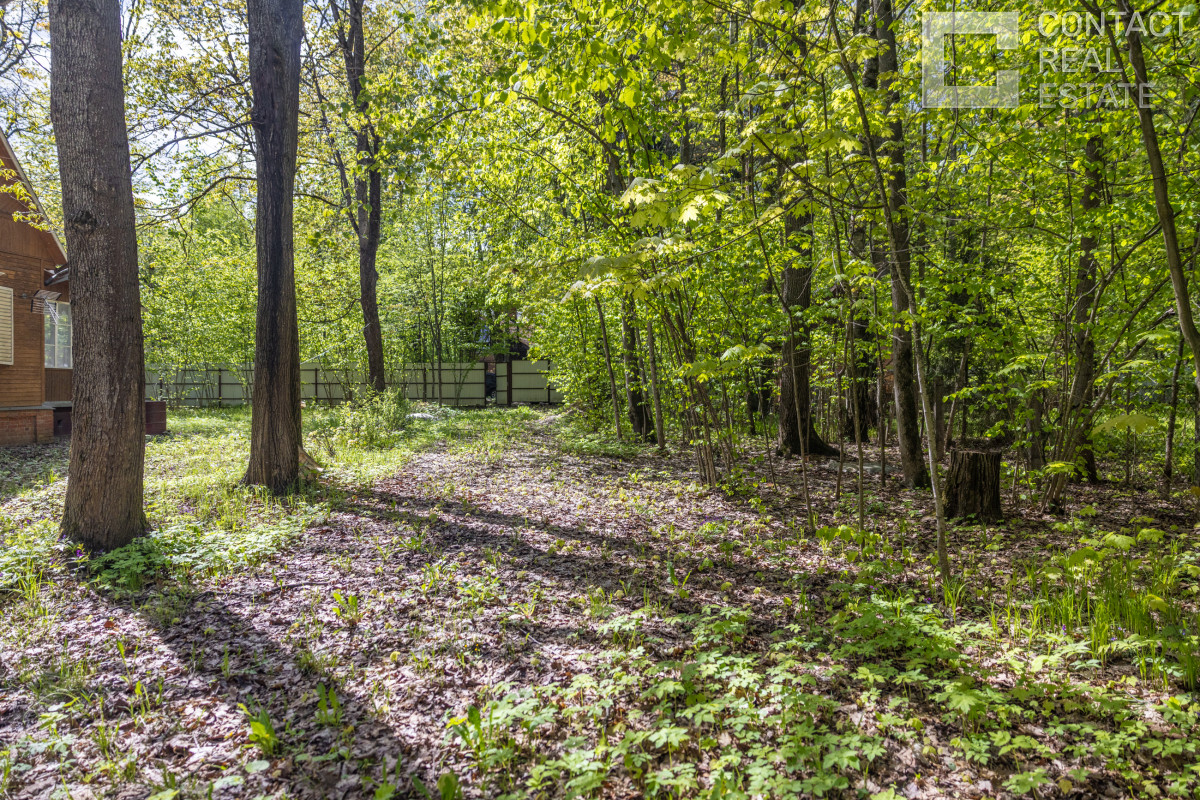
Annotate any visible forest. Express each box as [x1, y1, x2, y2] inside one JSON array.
[[3, 0, 1200, 796]]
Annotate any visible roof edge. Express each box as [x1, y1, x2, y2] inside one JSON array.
[[0, 129, 68, 266]]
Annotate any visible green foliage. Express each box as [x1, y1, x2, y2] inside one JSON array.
[[330, 591, 364, 626], [315, 685, 343, 728], [238, 703, 280, 757], [310, 390, 412, 452]]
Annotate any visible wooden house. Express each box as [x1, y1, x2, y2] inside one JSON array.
[[0, 130, 71, 445]]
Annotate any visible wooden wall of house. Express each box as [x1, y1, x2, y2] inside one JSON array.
[[45, 368, 72, 403], [0, 207, 65, 409]]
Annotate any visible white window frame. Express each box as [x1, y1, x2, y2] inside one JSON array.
[[44, 300, 71, 369], [0, 286, 12, 366]]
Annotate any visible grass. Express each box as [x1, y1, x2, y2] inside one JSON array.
[[0, 400, 538, 596]]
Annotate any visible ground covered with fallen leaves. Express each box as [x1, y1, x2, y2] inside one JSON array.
[[2, 407, 1200, 799]]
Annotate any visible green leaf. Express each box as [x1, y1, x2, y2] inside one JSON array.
[[1095, 412, 1160, 435]]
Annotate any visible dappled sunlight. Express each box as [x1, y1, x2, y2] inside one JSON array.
[[6, 410, 1200, 798]]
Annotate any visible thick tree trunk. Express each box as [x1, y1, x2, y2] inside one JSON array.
[[778, 209, 837, 458], [332, 0, 386, 393], [245, 0, 304, 494], [358, 166, 385, 392], [52, 0, 147, 550], [946, 449, 1003, 522]]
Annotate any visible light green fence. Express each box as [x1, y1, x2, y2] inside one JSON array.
[[146, 360, 563, 408]]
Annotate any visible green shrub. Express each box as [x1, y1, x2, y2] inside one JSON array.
[[310, 389, 412, 450]]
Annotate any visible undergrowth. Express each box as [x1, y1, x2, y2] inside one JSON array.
[[445, 519, 1200, 798]]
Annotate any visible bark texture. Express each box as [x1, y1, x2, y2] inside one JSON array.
[[778, 209, 837, 458], [331, 0, 386, 393], [873, 0, 926, 488], [245, 0, 304, 493], [1121, 0, 1200, 407], [51, 0, 147, 550], [946, 449, 1003, 522], [621, 295, 653, 441], [1069, 134, 1102, 482]]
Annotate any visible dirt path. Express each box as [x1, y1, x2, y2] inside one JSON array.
[[0, 423, 780, 798]]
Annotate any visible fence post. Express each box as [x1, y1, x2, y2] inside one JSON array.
[[507, 359, 513, 406], [547, 360, 552, 404]]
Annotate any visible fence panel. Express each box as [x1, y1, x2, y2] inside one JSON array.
[[507, 360, 563, 404], [400, 362, 488, 406], [146, 360, 564, 408]]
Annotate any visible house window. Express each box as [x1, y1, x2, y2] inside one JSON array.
[[0, 286, 12, 366], [44, 301, 71, 369]]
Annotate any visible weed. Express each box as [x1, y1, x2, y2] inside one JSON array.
[[238, 703, 280, 756], [331, 591, 364, 626], [315, 684, 343, 727]]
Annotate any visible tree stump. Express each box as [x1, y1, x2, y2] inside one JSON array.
[[946, 449, 1003, 522]]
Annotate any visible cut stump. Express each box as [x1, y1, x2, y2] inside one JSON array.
[[946, 449, 1002, 522]]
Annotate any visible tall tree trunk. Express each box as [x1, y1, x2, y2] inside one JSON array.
[[245, 0, 304, 493], [1121, 0, 1200, 403], [1072, 135, 1101, 483], [833, 0, 946, 578], [1046, 133, 1103, 506], [358, 162, 385, 392], [1165, 338, 1184, 492], [646, 319, 665, 448], [331, 0, 386, 392], [621, 295, 653, 440], [52, 0, 147, 549], [594, 296, 624, 441], [883, 231, 924, 485], [856, 0, 924, 487], [778, 208, 838, 458]]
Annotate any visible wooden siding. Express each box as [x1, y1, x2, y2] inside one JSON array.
[[0, 130, 68, 413], [45, 368, 72, 403], [0, 215, 66, 409]]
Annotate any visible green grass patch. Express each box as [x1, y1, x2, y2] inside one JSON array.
[[551, 414, 644, 460], [0, 401, 537, 595]]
